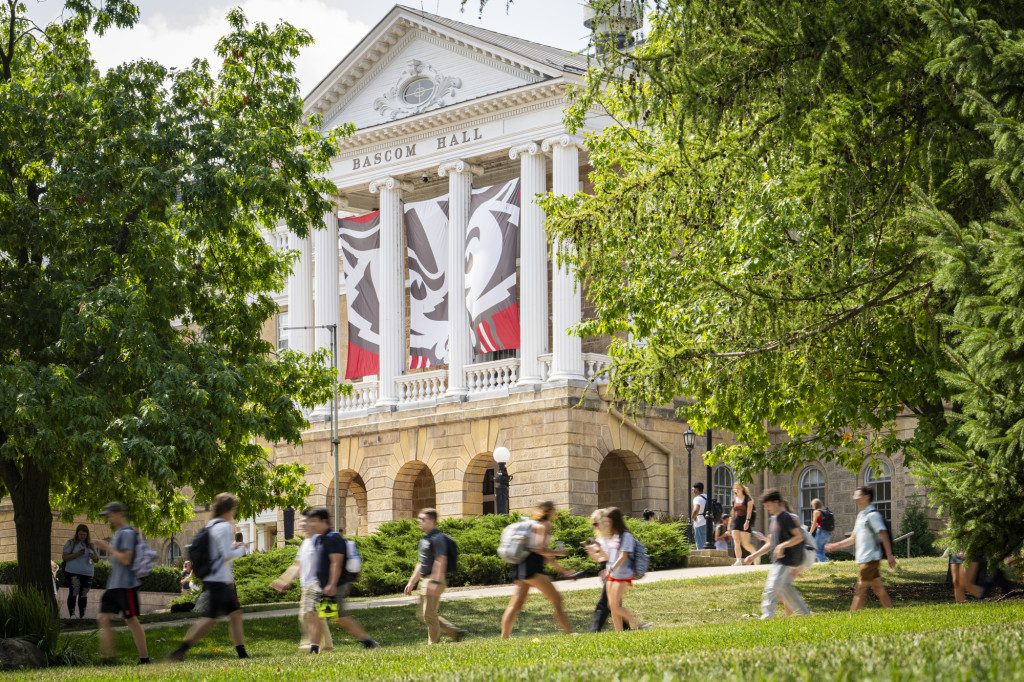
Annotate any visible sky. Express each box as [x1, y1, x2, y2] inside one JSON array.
[[25, 0, 593, 98]]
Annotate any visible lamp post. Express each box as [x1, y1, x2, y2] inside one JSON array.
[[683, 429, 696, 545], [284, 323, 340, 527], [703, 429, 716, 550], [493, 446, 512, 515]]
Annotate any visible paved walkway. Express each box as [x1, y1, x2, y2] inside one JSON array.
[[135, 562, 769, 631]]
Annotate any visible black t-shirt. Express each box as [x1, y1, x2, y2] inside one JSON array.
[[771, 512, 802, 566], [315, 531, 346, 588], [418, 529, 448, 575]]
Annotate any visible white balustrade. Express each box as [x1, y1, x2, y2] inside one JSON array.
[[538, 354, 553, 382], [338, 381, 378, 413], [396, 369, 448, 405], [465, 357, 520, 395], [582, 353, 612, 383]]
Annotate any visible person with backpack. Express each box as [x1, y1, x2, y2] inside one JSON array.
[[499, 501, 577, 638], [403, 508, 466, 644], [61, 524, 98, 618], [303, 506, 379, 651], [93, 502, 150, 664], [271, 510, 335, 652], [691, 483, 708, 549], [168, 492, 249, 662], [589, 506, 644, 632], [744, 490, 810, 619], [730, 482, 758, 565], [810, 499, 834, 562], [825, 485, 897, 611]]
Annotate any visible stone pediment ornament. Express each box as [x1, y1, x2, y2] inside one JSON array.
[[373, 59, 462, 121]]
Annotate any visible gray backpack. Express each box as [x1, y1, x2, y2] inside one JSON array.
[[497, 519, 534, 564]]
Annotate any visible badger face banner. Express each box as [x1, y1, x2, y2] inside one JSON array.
[[339, 211, 381, 379], [466, 179, 521, 354], [405, 195, 450, 369]]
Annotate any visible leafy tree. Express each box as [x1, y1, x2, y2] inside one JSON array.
[[0, 0, 342, 597]]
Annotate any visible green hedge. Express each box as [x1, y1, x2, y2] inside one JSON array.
[[229, 512, 690, 604]]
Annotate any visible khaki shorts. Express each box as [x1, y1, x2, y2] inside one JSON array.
[[859, 560, 881, 582]]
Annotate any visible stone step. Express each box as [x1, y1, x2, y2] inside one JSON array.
[[685, 552, 739, 568], [689, 549, 732, 558]]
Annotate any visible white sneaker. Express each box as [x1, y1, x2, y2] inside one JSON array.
[[733, 559, 743, 566], [638, 622, 654, 630]]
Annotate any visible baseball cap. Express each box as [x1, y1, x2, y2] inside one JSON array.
[[99, 501, 126, 516]]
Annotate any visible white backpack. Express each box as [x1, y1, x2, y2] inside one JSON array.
[[497, 519, 534, 564], [131, 530, 159, 578], [789, 514, 816, 572]]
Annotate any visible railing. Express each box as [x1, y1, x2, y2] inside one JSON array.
[[338, 380, 378, 412], [893, 531, 914, 558], [538, 353, 553, 382], [396, 369, 448, 405], [537, 353, 611, 383], [466, 357, 520, 395]]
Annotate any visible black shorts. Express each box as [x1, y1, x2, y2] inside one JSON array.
[[203, 581, 241, 619], [100, 588, 141, 619], [730, 515, 749, 532]]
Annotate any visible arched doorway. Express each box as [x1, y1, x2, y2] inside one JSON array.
[[394, 461, 437, 520], [326, 470, 368, 536], [464, 452, 498, 516], [597, 451, 647, 515]]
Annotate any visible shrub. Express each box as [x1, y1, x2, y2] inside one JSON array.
[[896, 497, 937, 558], [0, 587, 59, 662], [232, 544, 300, 605], [138, 565, 183, 593]]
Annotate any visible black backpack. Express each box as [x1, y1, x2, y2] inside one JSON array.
[[820, 508, 836, 532], [705, 496, 724, 523], [747, 497, 757, 525], [187, 519, 224, 580], [443, 534, 458, 575]]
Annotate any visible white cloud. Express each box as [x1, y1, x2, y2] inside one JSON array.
[[88, 0, 369, 96]]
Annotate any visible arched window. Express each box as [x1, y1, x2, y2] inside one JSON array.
[[798, 467, 826, 528], [713, 466, 734, 512], [164, 541, 182, 567], [865, 461, 893, 523]]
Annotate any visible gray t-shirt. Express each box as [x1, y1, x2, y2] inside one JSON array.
[[62, 540, 96, 577], [106, 526, 140, 589], [418, 529, 448, 575]]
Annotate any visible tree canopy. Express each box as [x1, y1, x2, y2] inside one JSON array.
[[535, 0, 1024, 560], [0, 0, 342, 593]]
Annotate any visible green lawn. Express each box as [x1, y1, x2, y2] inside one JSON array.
[[14, 558, 1024, 681]]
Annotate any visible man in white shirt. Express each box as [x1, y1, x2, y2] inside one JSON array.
[[271, 513, 334, 652], [691, 483, 708, 549], [168, 493, 249, 662]]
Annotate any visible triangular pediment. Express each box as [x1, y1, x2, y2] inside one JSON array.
[[306, 5, 581, 132]]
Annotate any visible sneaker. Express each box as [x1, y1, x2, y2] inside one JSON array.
[[452, 630, 467, 642], [638, 622, 654, 630], [733, 559, 743, 566], [166, 646, 188, 663], [361, 639, 380, 649], [562, 571, 585, 581]]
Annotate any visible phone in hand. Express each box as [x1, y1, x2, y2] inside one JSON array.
[[586, 537, 596, 545]]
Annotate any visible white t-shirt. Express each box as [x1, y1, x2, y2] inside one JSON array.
[[692, 494, 707, 527], [600, 532, 636, 580], [298, 535, 319, 587], [204, 519, 247, 584]]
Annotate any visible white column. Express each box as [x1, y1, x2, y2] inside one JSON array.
[[369, 176, 411, 407], [438, 159, 482, 398], [313, 204, 340, 417], [288, 232, 314, 355], [510, 142, 548, 386], [542, 134, 585, 382]]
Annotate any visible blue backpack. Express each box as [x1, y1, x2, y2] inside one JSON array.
[[629, 533, 650, 579]]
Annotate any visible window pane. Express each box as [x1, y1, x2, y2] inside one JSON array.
[[713, 466, 734, 510]]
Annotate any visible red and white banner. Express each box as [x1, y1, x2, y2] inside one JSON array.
[[339, 211, 381, 379], [405, 195, 450, 369], [466, 179, 521, 354]]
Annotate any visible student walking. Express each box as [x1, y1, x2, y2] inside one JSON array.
[[745, 489, 810, 619], [500, 501, 576, 638], [403, 508, 465, 644], [303, 507, 379, 652], [271, 511, 334, 652], [93, 502, 149, 664], [168, 493, 249, 662], [583, 508, 629, 633], [61, 524, 97, 618], [825, 485, 896, 610], [591, 507, 642, 632], [691, 483, 708, 549], [809, 499, 833, 562], [730, 483, 758, 565], [948, 550, 982, 603]]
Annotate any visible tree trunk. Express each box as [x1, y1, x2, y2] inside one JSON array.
[[0, 456, 55, 606]]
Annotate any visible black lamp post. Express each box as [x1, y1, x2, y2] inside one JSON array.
[[493, 446, 512, 515], [683, 429, 696, 545], [703, 429, 716, 549]]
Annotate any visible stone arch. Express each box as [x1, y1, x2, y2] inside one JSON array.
[[597, 450, 648, 516], [463, 452, 498, 516], [394, 461, 437, 520], [327, 469, 368, 536]]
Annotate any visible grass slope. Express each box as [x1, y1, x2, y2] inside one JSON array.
[[12, 558, 1024, 681]]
